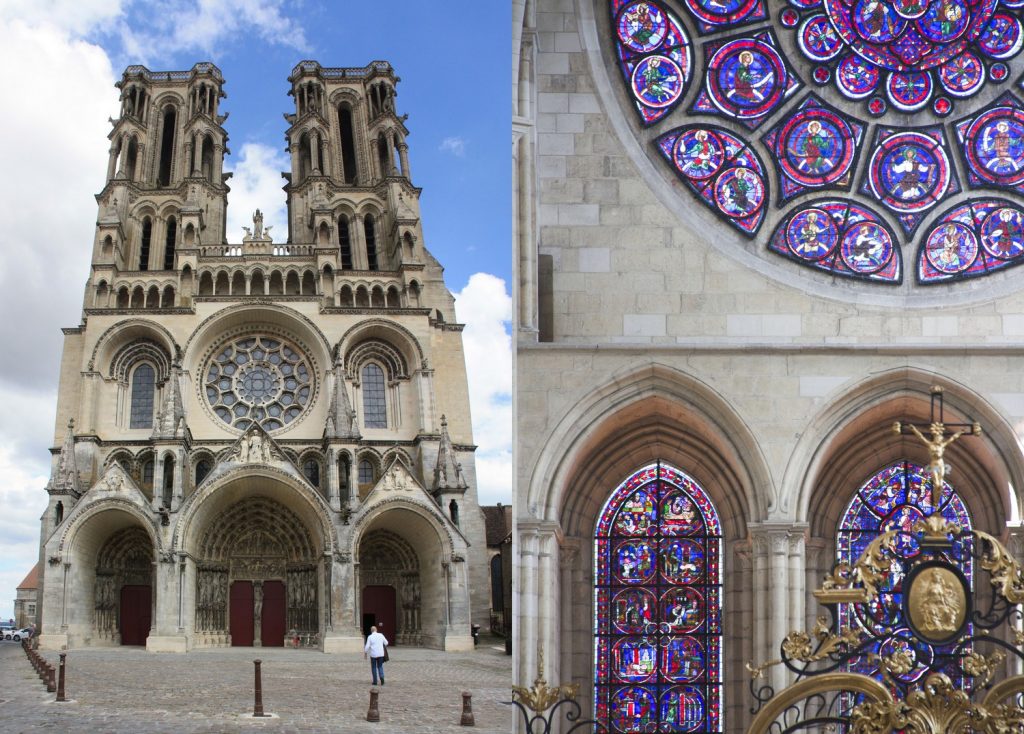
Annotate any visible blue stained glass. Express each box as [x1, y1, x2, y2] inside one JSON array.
[[837, 461, 972, 690], [595, 462, 722, 732]]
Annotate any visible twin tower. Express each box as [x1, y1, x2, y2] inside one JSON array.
[[98, 60, 417, 284]]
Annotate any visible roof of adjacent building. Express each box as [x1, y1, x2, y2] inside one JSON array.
[[481, 503, 510, 547], [16, 563, 39, 591]]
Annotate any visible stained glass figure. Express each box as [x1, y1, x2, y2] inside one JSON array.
[[690, 30, 803, 129], [837, 461, 972, 689], [762, 95, 864, 202], [595, 462, 722, 733], [682, 0, 767, 35], [917, 198, 1024, 282], [656, 125, 768, 235], [612, 1, 693, 125], [956, 93, 1024, 190], [862, 126, 959, 234], [784, 0, 1024, 114], [767, 199, 902, 282]]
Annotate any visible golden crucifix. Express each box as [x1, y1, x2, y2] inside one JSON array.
[[892, 386, 981, 508]]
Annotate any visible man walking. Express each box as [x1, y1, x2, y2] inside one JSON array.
[[364, 625, 389, 686]]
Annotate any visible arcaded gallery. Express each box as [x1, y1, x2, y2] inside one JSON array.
[[36, 60, 489, 655], [515, 0, 1024, 731]]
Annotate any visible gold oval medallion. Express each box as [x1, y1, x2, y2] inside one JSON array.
[[907, 566, 967, 642]]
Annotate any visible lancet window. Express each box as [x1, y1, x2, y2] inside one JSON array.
[[837, 461, 973, 689], [129, 363, 156, 429], [594, 461, 723, 732], [361, 363, 387, 428]]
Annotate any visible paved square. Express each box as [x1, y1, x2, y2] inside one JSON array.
[[0, 639, 512, 733]]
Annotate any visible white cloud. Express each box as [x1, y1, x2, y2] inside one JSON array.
[[0, 1, 308, 65], [0, 20, 116, 387], [115, 0, 309, 63], [0, 18, 115, 620], [0, 0, 125, 36], [225, 142, 289, 243], [439, 136, 467, 157], [454, 273, 513, 506]]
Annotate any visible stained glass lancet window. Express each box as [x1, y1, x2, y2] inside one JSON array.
[[607, 0, 1024, 286], [837, 460, 972, 689], [594, 462, 723, 732]]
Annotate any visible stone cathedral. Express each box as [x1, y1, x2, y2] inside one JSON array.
[[35, 60, 488, 654]]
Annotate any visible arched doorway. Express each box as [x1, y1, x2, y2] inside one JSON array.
[[359, 529, 420, 645], [194, 496, 318, 647], [94, 526, 153, 645]]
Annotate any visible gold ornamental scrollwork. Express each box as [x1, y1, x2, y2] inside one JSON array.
[[974, 529, 1024, 604], [747, 616, 860, 679], [511, 649, 579, 716], [819, 529, 898, 603]]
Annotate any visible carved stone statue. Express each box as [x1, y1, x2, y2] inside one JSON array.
[[248, 433, 261, 462], [253, 581, 263, 623], [253, 209, 264, 238]]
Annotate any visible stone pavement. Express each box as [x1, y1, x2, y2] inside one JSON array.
[[0, 637, 513, 733]]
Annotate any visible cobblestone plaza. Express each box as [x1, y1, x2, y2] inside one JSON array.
[[0, 640, 511, 733]]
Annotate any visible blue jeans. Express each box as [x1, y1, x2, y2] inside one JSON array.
[[370, 656, 385, 685]]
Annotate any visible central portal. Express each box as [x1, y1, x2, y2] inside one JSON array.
[[230, 580, 286, 646], [194, 495, 320, 648]]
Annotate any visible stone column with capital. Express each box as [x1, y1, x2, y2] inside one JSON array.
[[322, 550, 362, 653], [146, 553, 187, 652], [750, 523, 799, 690]]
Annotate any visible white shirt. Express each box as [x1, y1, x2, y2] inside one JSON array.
[[364, 631, 388, 657]]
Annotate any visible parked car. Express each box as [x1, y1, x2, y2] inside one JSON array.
[[0, 625, 13, 640], [4, 627, 33, 641]]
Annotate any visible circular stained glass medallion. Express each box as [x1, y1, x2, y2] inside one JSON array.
[[617, 1, 669, 53], [924, 221, 979, 273], [963, 107, 1024, 186], [631, 55, 685, 108], [706, 38, 787, 120], [980, 206, 1024, 258], [786, 208, 840, 259], [867, 132, 951, 213], [840, 220, 895, 273]]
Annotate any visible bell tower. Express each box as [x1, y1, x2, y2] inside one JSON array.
[[282, 61, 423, 276], [94, 62, 230, 295]]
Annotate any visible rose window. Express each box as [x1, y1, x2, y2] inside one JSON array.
[[609, 0, 1024, 286], [204, 336, 312, 431]]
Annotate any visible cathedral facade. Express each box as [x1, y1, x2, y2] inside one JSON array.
[[36, 60, 487, 654], [515, 0, 1024, 731]]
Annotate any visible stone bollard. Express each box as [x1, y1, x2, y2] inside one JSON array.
[[460, 691, 475, 726], [252, 659, 268, 717], [366, 687, 380, 722], [56, 653, 67, 702]]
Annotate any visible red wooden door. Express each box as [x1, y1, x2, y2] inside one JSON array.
[[362, 585, 396, 645], [119, 585, 151, 646], [230, 581, 254, 646], [261, 580, 286, 647]]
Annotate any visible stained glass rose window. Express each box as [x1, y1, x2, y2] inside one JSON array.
[[203, 335, 313, 432], [609, 0, 1024, 285]]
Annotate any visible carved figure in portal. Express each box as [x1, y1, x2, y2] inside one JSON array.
[[253, 581, 263, 623]]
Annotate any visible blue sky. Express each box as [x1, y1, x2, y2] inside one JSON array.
[[0, 0, 512, 621]]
